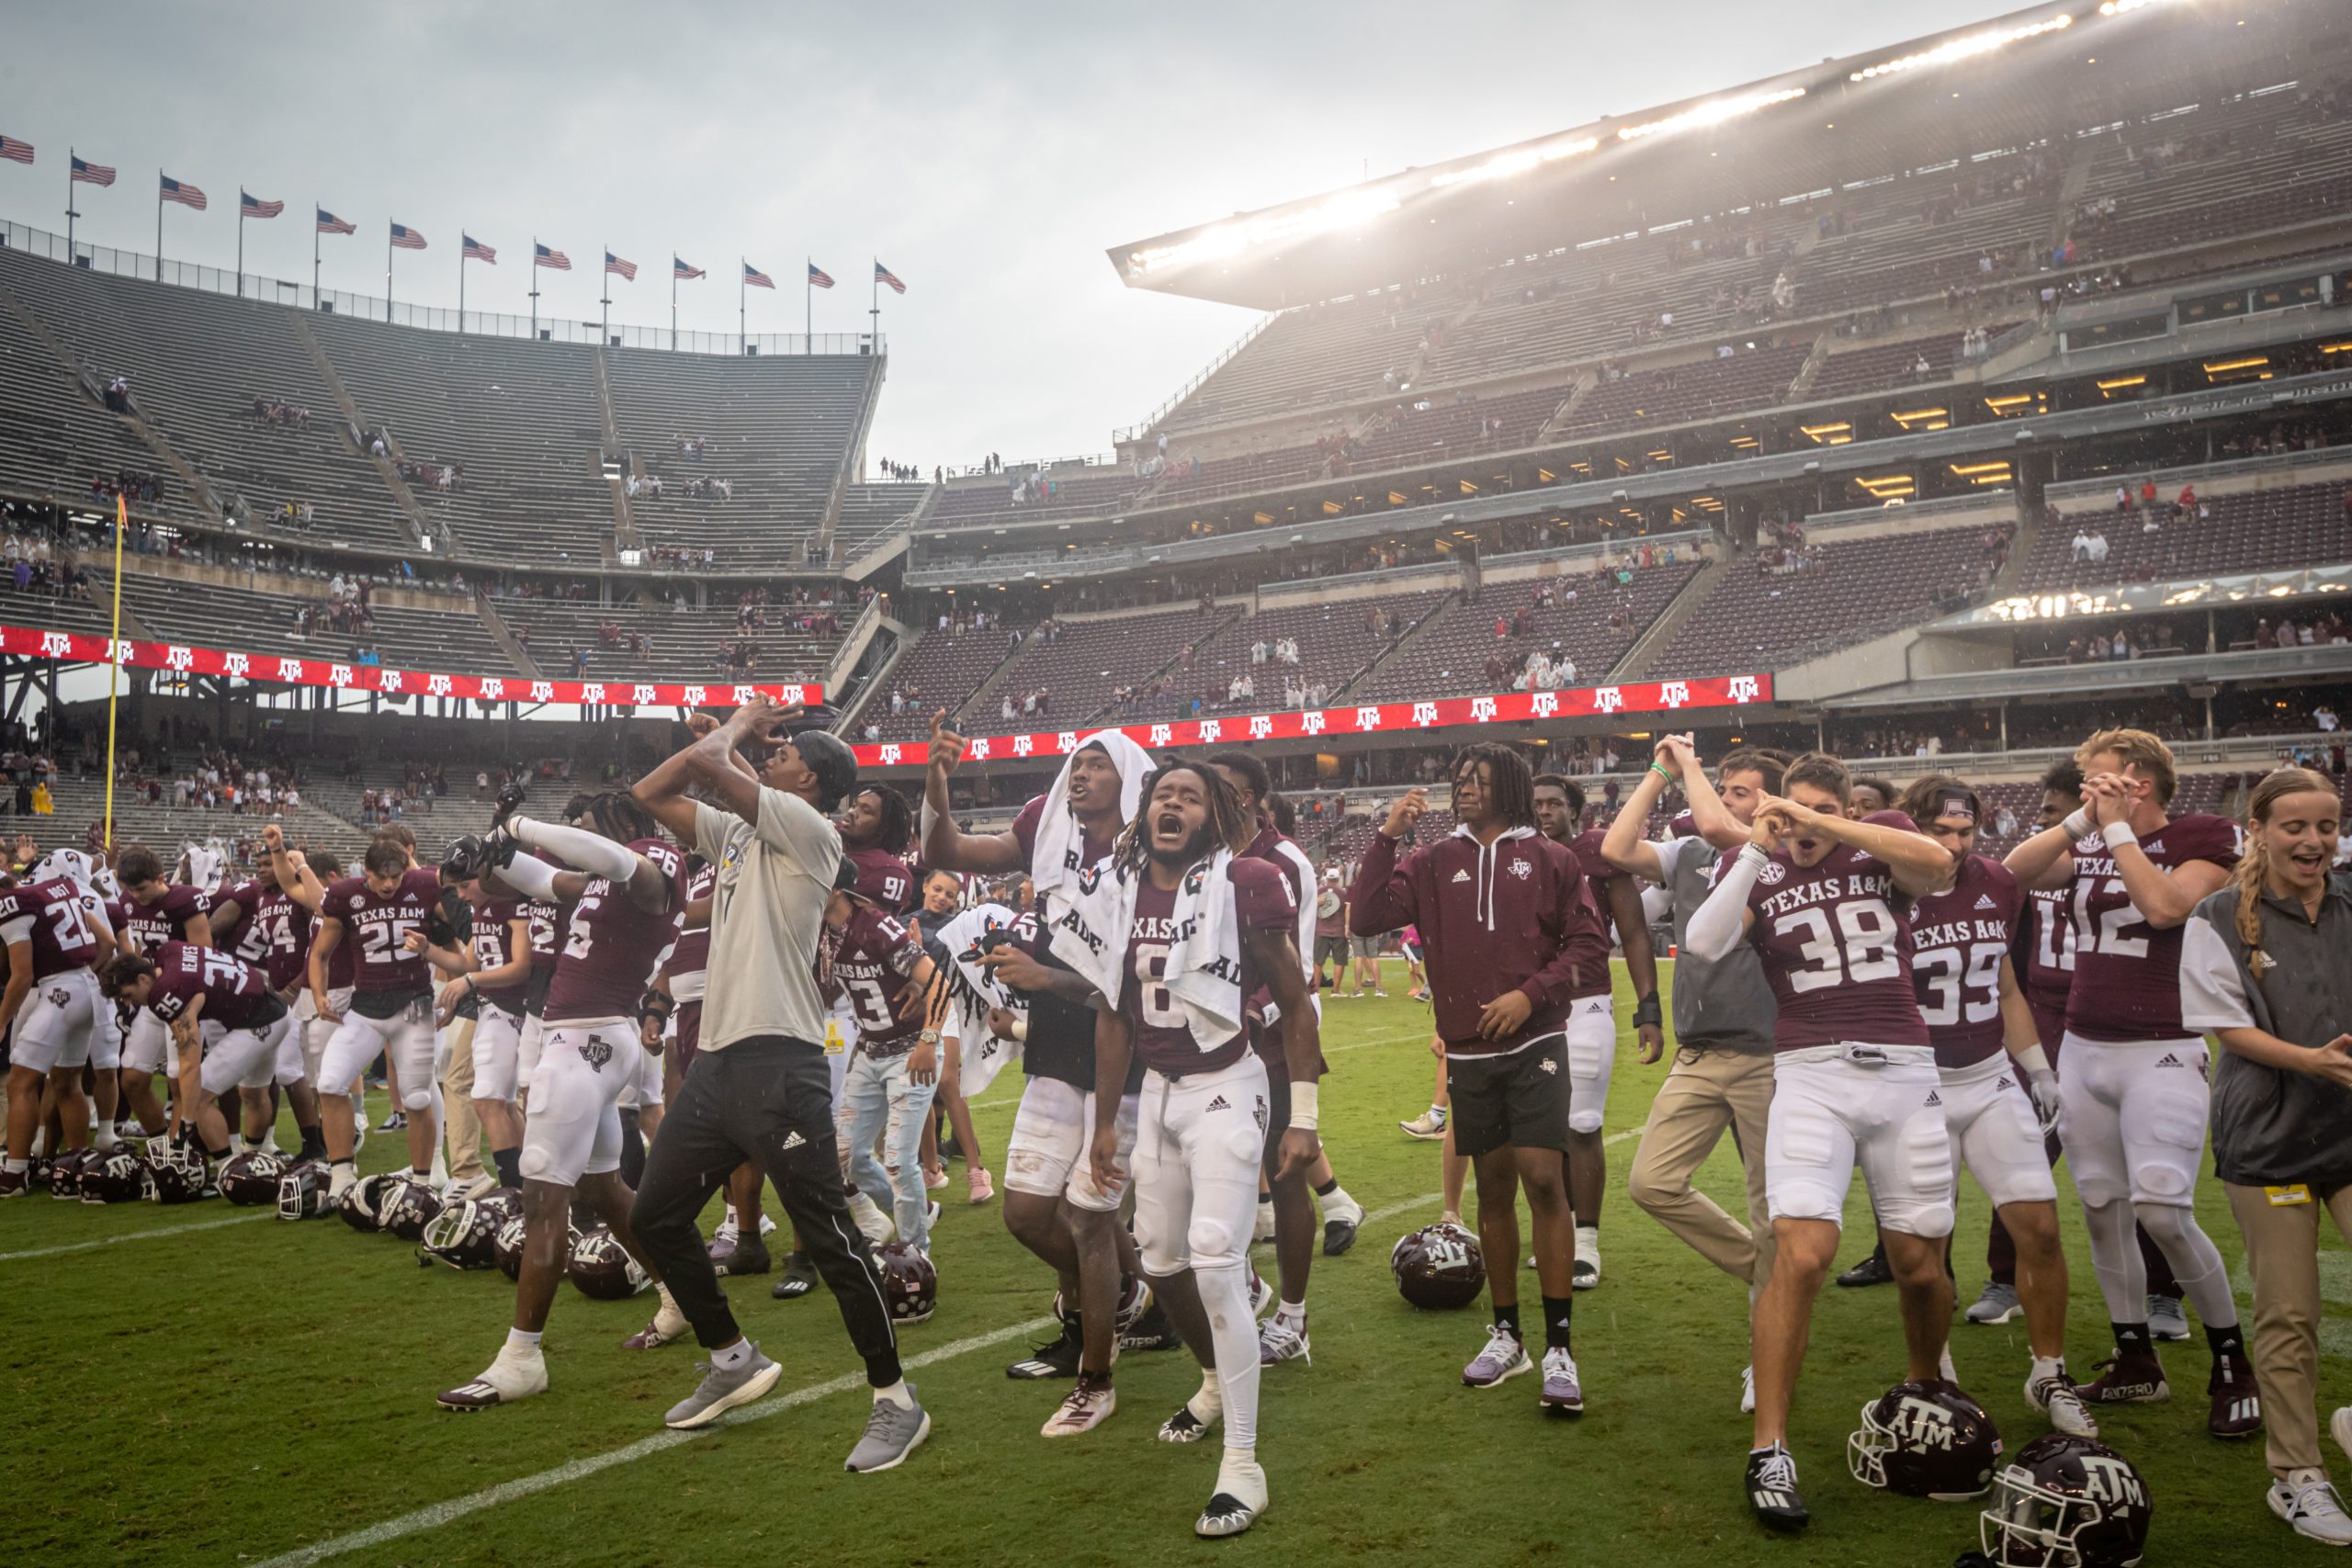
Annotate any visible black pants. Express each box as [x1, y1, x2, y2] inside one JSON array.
[[629, 1036, 901, 1386]]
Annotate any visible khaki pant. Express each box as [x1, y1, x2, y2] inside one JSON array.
[[2225, 1179, 2352, 1479], [438, 1017, 485, 1188], [1627, 1045, 1776, 1293]]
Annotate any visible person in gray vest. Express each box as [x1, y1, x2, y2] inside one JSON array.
[[1600, 736, 1786, 1414], [2180, 765, 2352, 1547]]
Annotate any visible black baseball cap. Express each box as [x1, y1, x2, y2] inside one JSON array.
[[789, 729, 859, 815]]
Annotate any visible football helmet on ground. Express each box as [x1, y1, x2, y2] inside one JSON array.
[[569, 1226, 650, 1299], [277, 1157, 333, 1219], [81, 1147, 148, 1203], [1978, 1434, 2152, 1567], [143, 1140, 210, 1204], [218, 1151, 288, 1206], [1391, 1222, 1487, 1311], [1849, 1380, 2002, 1499], [875, 1242, 936, 1323]]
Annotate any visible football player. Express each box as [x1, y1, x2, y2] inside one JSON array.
[[207, 823, 325, 1161], [2004, 728, 2259, 1438], [111, 844, 215, 1138], [1683, 751, 1959, 1531], [25, 847, 130, 1149], [0, 869, 113, 1192], [921, 716, 1160, 1410], [1086, 760, 1319, 1537], [1534, 773, 1664, 1290], [1895, 776, 2095, 1438], [1208, 751, 1363, 1366], [439, 791, 685, 1410], [1351, 744, 1609, 1414], [829, 871, 949, 1257], [310, 833, 450, 1200], [446, 873, 534, 1190], [102, 943, 298, 1184]]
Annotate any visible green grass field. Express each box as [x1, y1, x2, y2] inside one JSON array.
[[1, 959, 2327, 1566]]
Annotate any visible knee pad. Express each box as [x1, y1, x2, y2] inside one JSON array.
[[1186, 1215, 1242, 1274], [1898, 1201, 1955, 1241], [518, 1143, 554, 1180], [1767, 1183, 1844, 1225], [2130, 1194, 2196, 1240], [401, 1086, 434, 1112], [2129, 1159, 2195, 1206], [1568, 1107, 1604, 1136]]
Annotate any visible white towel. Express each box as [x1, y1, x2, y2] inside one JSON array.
[[935, 901, 1023, 1097], [1030, 728, 1156, 908], [1057, 846, 1246, 1053]]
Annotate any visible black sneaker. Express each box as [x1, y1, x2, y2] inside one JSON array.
[[769, 1252, 818, 1300], [712, 1231, 771, 1278], [1836, 1249, 1894, 1289], [1007, 1313, 1084, 1379], [1746, 1443, 1809, 1532], [1120, 1297, 1182, 1354]]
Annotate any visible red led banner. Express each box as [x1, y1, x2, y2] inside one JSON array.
[[852, 672, 1771, 766], [0, 623, 821, 709]]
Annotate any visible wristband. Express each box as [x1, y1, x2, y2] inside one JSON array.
[[1737, 843, 1771, 871], [1649, 761, 1676, 784], [1633, 991, 1662, 1029], [2061, 808, 2095, 841], [2100, 819, 2138, 852], [2014, 1043, 2052, 1077], [1287, 1078, 1319, 1132]]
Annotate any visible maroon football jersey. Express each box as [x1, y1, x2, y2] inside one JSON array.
[[2016, 886, 2074, 1015], [1565, 827, 1621, 998], [0, 877, 104, 978], [1906, 854, 2023, 1069], [469, 897, 532, 1013], [2064, 812, 2243, 1042], [220, 879, 313, 991], [833, 903, 927, 1055], [321, 867, 443, 995], [845, 846, 917, 916], [1120, 855, 1294, 1077], [543, 839, 683, 1024], [119, 884, 211, 958], [146, 941, 279, 1029], [1745, 810, 1929, 1050]]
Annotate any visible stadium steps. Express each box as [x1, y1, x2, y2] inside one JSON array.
[[891, 621, 1034, 737], [590, 348, 639, 549], [1610, 550, 1727, 682], [1327, 589, 1466, 705], [474, 596, 541, 680], [2050, 148, 2098, 252], [1785, 330, 1835, 400], [814, 355, 888, 567], [0, 277, 228, 529], [79, 562, 159, 644], [1535, 369, 1599, 440], [288, 314, 435, 550]]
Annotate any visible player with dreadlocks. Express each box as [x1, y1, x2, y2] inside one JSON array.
[[1080, 759, 1319, 1537], [1350, 742, 1610, 1413]]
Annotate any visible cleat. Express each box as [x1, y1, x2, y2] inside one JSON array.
[[770, 1252, 818, 1300], [2271, 1472, 2352, 1546], [1120, 1297, 1182, 1354], [1258, 1315, 1312, 1367], [967, 1167, 994, 1205], [664, 1345, 783, 1429], [2148, 1294, 2191, 1342], [441, 1173, 495, 1205], [709, 1228, 770, 1278], [379, 1110, 407, 1133], [623, 1292, 691, 1349], [1463, 1325, 1532, 1388], [845, 1385, 931, 1472], [1040, 1371, 1116, 1438], [1399, 1109, 1448, 1141], [1539, 1347, 1584, 1414], [2081, 1350, 2170, 1405], [1195, 1457, 1268, 1539], [0, 1168, 28, 1199], [1008, 1313, 1084, 1380], [1159, 1399, 1219, 1443], [1740, 1365, 1757, 1414], [436, 1348, 548, 1411], [1747, 1443, 1809, 1532], [2209, 1351, 2262, 1438], [1320, 1189, 1363, 1256], [2030, 1370, 2099, 1438], [1115, 1274, 1154, 1335], [1836, 1250, 1894, 1289], [1966, 1280, 2022, 1325]]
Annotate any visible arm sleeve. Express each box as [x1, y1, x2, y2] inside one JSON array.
[[753, 785, 838, 875], [2178, 911, 2256, 1032], [1684, 845, 1765, 961], [514, 816, 640, 882], [1346, 830, 1415, 937]]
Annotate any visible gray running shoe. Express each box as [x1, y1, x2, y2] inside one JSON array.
[[1463, 1325, 1532, 1388], [845, 1385, 932, 1472], [663, 1346, 783, 1429], [2148, 1294, 2191, 1341], [1966, 1280, 2022, 1325]]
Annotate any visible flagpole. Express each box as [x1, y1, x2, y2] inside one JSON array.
[[102, 493, 127, 852], [65, 148, 74, 256], [312, 201, 321, 307], [458, 242, 466, 334], [870, 256, 880, 353], [155, 170, 164, 283], [600, 243, 609, 344], [806, 260, 813, 353], [739, 261, 745, 356], [386, 225, 393, 323], [529, 238, 539, 340], [671, 260, 677, 352], [236, 190, 244, 302]]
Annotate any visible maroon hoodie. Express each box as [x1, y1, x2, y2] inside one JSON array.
[[1351, 822, 1607, 1057]]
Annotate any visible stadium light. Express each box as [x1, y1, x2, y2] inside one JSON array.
[[1616, 85, 1808, 142], [2097, 0, 2160, 13], [1430, 135, 1600, 190], [1849, 13, 2073, 82], [1130, 186, 1404, 275]]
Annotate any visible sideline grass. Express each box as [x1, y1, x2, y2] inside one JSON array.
[[0, 960, 2324, 1565]]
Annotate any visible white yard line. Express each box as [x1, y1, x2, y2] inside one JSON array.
[[0, 1211, 267, 1262]]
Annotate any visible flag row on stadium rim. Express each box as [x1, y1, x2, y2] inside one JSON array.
[[849, 672, 1774, 768], [0, 624, 821, 710]]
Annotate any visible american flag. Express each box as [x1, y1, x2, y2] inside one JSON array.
[[605, 251, 638, 282], [390, 221, 427, 251], [875, 260, 907, 295], [241, 191, 284, 219], [462, 234, 497, 264], [0, 136, 33, 166], [71, 154, 114, 186], [317, 207, 356, 235], [160, 175, 207, 210], [743, 261, 775, 290], [807, 261, 835, 289], [673, 255, 706, 281], [535, 243, 571, 271]]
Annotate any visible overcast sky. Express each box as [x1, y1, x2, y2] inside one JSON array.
[[2, 0, 2020, 474]]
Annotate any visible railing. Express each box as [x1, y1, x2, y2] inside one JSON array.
[[1804, 489, 2016, 530], [1113, 311, 1279, 444], [0, 220, 882, 359], [2044, 447, 2352, 508], [940, 452, 1124, 481]]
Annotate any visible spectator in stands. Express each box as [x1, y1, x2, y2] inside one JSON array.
[[2316, 705, 2340, 734]]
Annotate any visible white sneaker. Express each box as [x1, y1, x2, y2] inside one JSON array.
[[1040, 1372, 1116, 1438], [2270, 1470, 2352, 1546], [848, 1191, 894, 1246], [1572, 1225, 1600, 1290], [1939, 1345, 1959, 1383], [2030, 1369, 2099, 1439], [1740, 1365, 1757, 1414], [1196, 1453, 1268, 1539], [2334, 1406, 2352, 1465], [436, 1347, 548, 1411], [1258, 1314, 1312, 1367], [756, 1213, 777, 1238], [1247, 1268, 1273, 1318], [1463, 1325, 1532, 1387], [1253, 1200, 1276, 1244]]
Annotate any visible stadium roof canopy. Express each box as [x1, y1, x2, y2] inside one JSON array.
[[1106, 0, 2336, 310]]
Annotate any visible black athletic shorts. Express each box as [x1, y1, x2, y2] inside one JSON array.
[[1446, 1034, 1571, 1157], [1313, 934, 1349, 970]]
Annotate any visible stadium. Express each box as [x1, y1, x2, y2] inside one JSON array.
[[5, 0, 2352, 1562]]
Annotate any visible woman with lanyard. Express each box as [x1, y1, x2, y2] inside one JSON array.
[[2179, 766, 2352, 1546]]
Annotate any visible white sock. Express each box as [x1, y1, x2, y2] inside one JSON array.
[[713, 1337, 755, 1371], [874, 1379, 914, 1408], [3, 1157, 27, 1175], [505, 1327, 543, 1354], [94, 1125, 119, 1152], [1189, 1370, 1224, 1422], [2030, 1355, 2064, 1384], [1276, 1299, 1306, 1325]]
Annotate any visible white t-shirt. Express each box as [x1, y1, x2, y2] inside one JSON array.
[[693, 788, 842, 1052]]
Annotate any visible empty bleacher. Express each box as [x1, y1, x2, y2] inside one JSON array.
[[1133, 590, 1456, 721], [1351, 561, 1702, 701], [2022, 479, 2352, 592]]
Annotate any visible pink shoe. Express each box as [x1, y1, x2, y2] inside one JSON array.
[[968, 1168, 995, 1205]]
